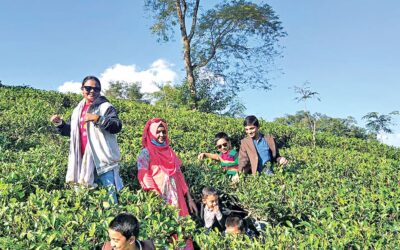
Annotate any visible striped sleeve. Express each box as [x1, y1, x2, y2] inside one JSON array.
[[219, 149, 239, 167]]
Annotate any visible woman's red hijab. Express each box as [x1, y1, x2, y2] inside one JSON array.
[[141, 118, 181, 176]]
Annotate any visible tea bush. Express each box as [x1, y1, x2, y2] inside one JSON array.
[[1, 85, 399, 249]]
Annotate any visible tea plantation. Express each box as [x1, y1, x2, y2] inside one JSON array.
[[0, 86, 399, 249]]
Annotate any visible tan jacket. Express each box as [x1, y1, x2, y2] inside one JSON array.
[[238, 134, 280, 175]]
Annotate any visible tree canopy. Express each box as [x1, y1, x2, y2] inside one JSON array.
[[275, 111, 370, 140], [144, 0, 285, 110], [151, 77, 245, 117], [362, 111, 399, 137], [104, 81, 148, 103]]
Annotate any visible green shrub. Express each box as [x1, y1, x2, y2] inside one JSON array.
[[1, 86, 399, 249]]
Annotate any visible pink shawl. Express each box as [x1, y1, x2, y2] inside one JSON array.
[[141, 118, 181, 176]]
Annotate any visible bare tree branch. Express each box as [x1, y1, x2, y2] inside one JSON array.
[[195, 21, 235, 68], [175, 0, 188, 38], [188, 0, 200, 42]]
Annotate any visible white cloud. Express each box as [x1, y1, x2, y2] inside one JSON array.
[[378, 132, 400, 147], [58, 59, 178, 94], [57, 81, 81, 94]]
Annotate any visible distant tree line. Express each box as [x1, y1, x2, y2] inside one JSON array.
[[104, 81, 150, 104], [274, 111, 372, 140]]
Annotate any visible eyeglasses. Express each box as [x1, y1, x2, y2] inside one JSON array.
[[216, 142, 228, 149], [82, 86, 101, 92]]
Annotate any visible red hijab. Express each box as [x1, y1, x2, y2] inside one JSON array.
[[141, 118, 181, 176]]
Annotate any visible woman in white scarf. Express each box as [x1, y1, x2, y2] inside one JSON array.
[[51, 76, 123, 203]]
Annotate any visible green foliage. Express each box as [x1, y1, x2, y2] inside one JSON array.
[[145, 0, 286, 108], [191, 0, 286, 89], [151, 83, 187, 110], [275, 111, 370, 140], [104, 80, 148, 103], [151, 80, 245, 116], [0, 86, 80, 150], [293, 81, 321, 106], [0, 187, 191, 249], [292, 81, 321, 148], [362, 111, 399, 136], [144, 0, 178, 42], [1, 86, 400, 248]]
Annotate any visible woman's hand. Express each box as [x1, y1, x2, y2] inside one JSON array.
[[188, 199, 198, 216], [186, 193, 198, 216], [50, 114, 63, 126], [85, 113, 100, 123]]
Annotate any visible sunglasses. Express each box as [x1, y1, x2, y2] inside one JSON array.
[[82, 86, 101, 92], [216, 142, 228, 149]]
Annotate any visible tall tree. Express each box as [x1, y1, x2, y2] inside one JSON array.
[[293, 82, 321, 148], [362, 111, 399, 139], [145, 0, 285, 109], [293, 81, 321, 115]]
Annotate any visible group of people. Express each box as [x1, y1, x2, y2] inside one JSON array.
[[197, 115, 288, 179], [51, 76, 288, 249]]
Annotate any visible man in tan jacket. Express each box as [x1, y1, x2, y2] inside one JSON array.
[[238, 115, 288, 175]]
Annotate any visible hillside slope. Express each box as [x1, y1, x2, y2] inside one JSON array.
[[1, 86, 399, 249]]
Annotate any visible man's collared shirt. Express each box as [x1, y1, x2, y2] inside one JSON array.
[[253, 133, 271, 172]]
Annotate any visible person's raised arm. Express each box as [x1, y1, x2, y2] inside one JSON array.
[[50, 114, 71, 137], [198, 152, 220, 161]]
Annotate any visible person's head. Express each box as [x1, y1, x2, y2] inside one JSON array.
[[81, 75, 101, 103], [214, 132, 232, 154], [148, 118, 168, 144], [153, 123, 166, 144], [108, 213, 139, 250], [202, 187, 219, 210], [243, 115, 260, 139], [141, 118, 171, 149], [225, 216, 243, 235]]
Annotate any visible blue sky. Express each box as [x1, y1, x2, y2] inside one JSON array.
[[1, 1, 399, 146]]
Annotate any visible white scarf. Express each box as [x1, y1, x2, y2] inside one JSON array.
[[65, 99, 96, 188]]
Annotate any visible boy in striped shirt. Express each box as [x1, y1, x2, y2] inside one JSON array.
[[198, 132, 239, 176]]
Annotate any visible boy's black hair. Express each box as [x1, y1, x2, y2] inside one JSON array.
[[214, 132, 230, 145], [225, 216, 243, 230], [108, 213, 139, 239], [81, 75, 101, 90], [202, 186, 218, 199], [243, 115, 259, 128]]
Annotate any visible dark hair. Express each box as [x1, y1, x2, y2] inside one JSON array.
[[214, 132, 230, 145], [202, 187, 218, 199], [81, 75, 101, 89], [225, 216, 243, 230], [108, 213, 139, 239], [243, 115, 259, 127]]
